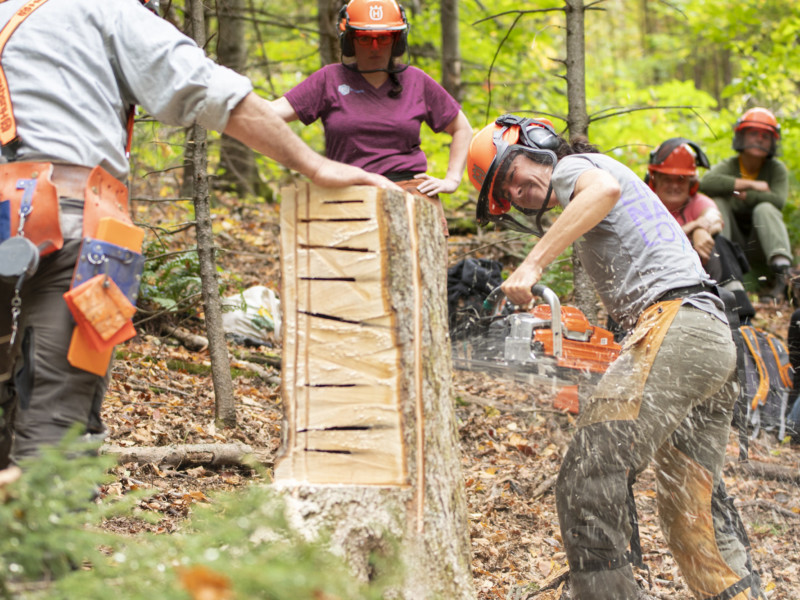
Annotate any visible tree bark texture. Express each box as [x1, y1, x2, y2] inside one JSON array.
[[318, 0, 344, 67], [274, 183, 475, 599], [216, 0, 258, 196], [440, 0, 462, 102], [563, 0, 598, 324], [189, 0, 237, 427], [564, 0, 589, 139]]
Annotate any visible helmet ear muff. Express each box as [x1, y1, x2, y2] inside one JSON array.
[[649, 137, 707, 195], [338, 5, 355, 57], [391, 5, 408, 57]]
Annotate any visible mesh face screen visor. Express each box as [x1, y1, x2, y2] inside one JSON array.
[[476, 143, 557, 237]]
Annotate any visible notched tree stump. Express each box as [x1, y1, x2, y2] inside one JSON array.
[[274, 183, 474, 599]]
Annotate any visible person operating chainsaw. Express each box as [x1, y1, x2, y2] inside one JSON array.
[[467, 114, 761, 600]]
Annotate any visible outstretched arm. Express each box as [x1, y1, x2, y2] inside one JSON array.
[[224, 92, 400, 190], [501, 168, 620, 306], [414, 110, 472, 196]]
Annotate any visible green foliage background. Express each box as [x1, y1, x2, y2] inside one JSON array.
[[0, 433, 391, 599], [131, 1, 800, 253]]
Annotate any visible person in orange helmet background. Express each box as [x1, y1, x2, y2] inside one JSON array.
[[699, 107, 792, 302], [269, 0, 471, 236], [648, 137, 754, 322]]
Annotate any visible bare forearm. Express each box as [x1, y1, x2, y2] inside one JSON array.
[[223, 92, 324, 179], [444, 111, 471, 183]]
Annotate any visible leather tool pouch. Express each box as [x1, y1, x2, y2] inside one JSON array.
[[64, 237, 144, 352], [0, 161, 62, 255], [64, 274, 136, 352], [71, 238, 144, 303]]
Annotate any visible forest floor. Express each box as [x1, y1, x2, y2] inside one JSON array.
[[97, 198, 800, 599]]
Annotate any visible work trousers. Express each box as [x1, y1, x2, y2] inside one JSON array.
[[0, 239, 108, 467], [714, 198, 791, 268], [555, 304, 754, 600]]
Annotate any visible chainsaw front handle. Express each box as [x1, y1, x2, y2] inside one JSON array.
[[484, 284, 563, 360]]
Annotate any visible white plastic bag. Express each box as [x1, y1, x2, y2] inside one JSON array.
[[221, 285, 281, 345]]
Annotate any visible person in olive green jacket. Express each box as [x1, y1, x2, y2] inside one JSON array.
[[699, 107, 792, 302]]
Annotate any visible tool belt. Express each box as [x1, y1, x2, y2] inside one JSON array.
[[656, 282, 718, 303], [0, 161, 144, 372], [0, 162, 133, 250]]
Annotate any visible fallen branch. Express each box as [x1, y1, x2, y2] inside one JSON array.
[[238, 352, 281, 369], [101, 442, 253, 468], [230, 359, 281, 385], [161, 323, 208, 352], [725, 460, 800, 485], [736, 498, 800, 520], [530, 474, 558, 500]]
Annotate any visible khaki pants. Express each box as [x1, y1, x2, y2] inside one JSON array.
[[556, 305, 755, 600], [714, 197, 791, 268], [0, 239, 108, 467]]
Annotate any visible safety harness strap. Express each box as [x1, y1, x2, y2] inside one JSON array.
[[568, 553, 631, 573], [0, 0, 52, 146]]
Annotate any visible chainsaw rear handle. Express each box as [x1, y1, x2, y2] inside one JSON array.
[[484, 284, 563, 359]]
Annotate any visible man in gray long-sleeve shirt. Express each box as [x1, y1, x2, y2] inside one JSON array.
[[0, 0, 397, 467], [699, 107, 792, 302]]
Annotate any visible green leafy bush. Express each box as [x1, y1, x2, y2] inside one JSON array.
[[139, 248, 203, 314], [0, 435, 393, 600]]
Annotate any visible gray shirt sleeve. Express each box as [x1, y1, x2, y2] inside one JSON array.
[[1, 0, 252, 178], [109, 3, 252, 131]]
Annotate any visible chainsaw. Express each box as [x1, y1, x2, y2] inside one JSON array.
[[451, 284, 621, 413]]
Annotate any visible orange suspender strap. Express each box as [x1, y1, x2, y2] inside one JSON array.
[[766, 333, 794, 389], [0, 0, 52, 146], [740, 326, 769, 411]]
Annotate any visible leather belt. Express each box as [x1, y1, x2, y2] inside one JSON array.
[[50, 163, 93, 199], [657, 283, 717, 303]]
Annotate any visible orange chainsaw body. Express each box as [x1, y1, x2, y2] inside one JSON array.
[[530, 304, 620, 374]]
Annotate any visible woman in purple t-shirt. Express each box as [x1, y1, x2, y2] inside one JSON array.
[[269, 0, 471, 235]]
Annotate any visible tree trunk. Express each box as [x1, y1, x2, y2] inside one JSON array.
[[189, 0, 237, 427], [317, 0, 343, 67], [274, 183, 475, 599], [564, 0, 598, 324], [216, 0, 258, 196], [441, 0, 461, 102]]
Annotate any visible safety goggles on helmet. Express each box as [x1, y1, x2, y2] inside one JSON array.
[[475, 114, 560, 236], [353, 32, 396, 46]]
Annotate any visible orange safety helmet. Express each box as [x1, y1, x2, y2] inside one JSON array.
[[338, 0, 408, 58], [646, 137, 710, 196], [467, 114, 561, 236], [733, 107, 780, 157]]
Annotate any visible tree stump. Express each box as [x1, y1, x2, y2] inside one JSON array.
[[274, 182, 474, 599]]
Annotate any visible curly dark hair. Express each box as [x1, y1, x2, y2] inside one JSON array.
[[552, 134, 599, 160]]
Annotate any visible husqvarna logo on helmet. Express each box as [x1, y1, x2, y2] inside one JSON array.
[[369, 4, 383, 20], [472, 164, 486, 186]]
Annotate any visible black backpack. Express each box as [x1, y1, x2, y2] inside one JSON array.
[[446, 258, 504, 340]]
